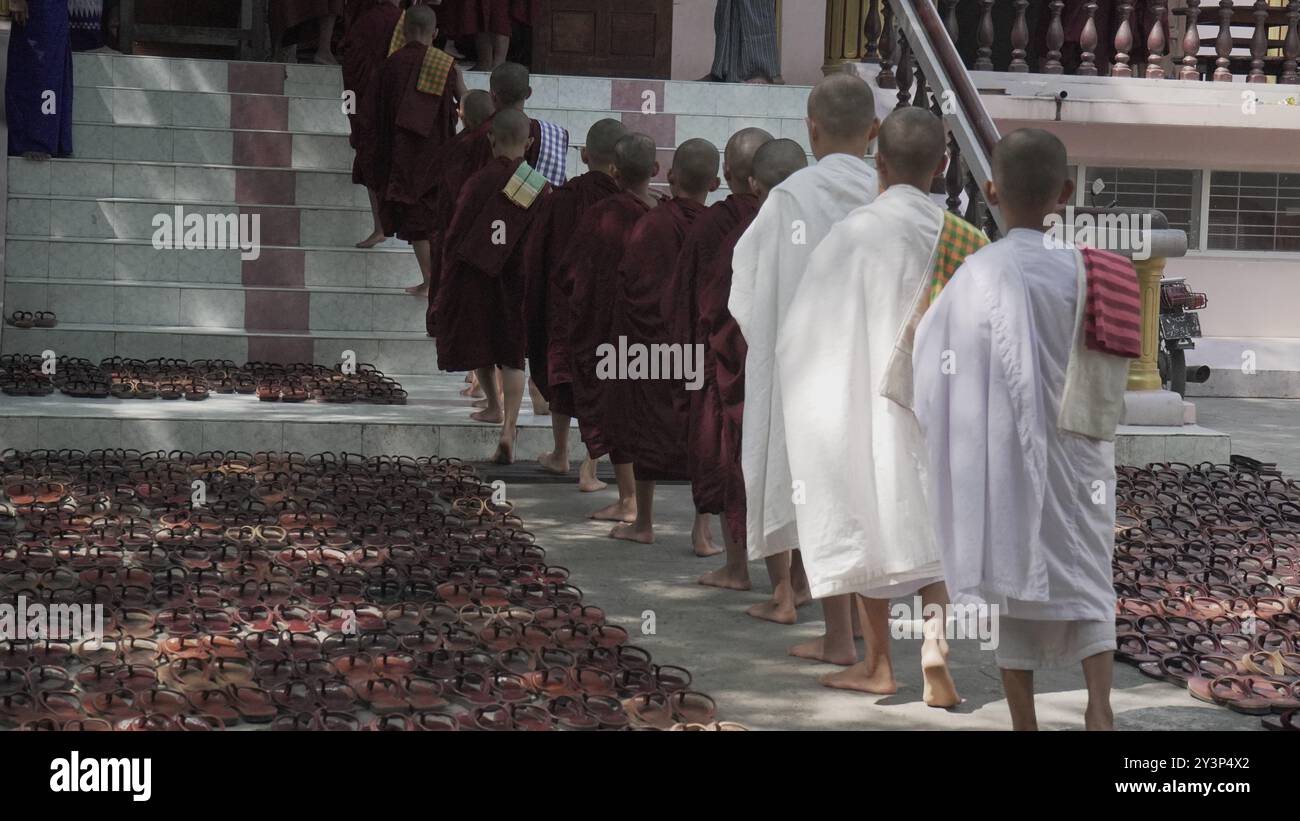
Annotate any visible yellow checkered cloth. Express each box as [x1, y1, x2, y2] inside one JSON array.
[[503, 162, 549, 209], [930, 210, 988, 305], [388, 13, 455, 96]]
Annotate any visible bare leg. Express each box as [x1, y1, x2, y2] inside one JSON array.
[[461, 372, 483, 398], [746, 551, 797, 624], [406, 240, 433, 296], [470, 367, 502, 423], [590, 462, 636, 521], [527, 378, 549, 415], [538, 413, 571, 475], [691, 513, 722, 558], [1082, 651, 1115, 731], [1000, 668, 1037, 731], [473, 33, 493, 71], [492, 35, 510, 68], [313, 16, 338, 64], [491, 366, 524, 464], [697, 514, 751, 590], [821, 596, 899, 692], [577, 457, 606, 492], [791, 550, 812, 607], [919, 582, 960, 708], [789, 594, 857, 666], [357, 189, 385, 248], [610, 480, 655, 543]]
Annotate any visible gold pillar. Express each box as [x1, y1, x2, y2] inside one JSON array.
[[825, 1, 882, 72], [1127, 256, 1166, 392]]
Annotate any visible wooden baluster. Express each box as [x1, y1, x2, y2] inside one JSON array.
[[896, 28, 913, 110], [945, 136, 963, 215], [863, 0, 882, 64], [1181, 0, 1202, 80], [1079, 1, 1100, 75], [1284, 0, 1300, 85], [943, 0, 960, 46], [974, 0, 995, 70], [1044, 1, 1065, 73], [1146, 0, 1168, 79], [1215, 0, 1235, 81], [1112, 2, 1134, 77], [963, 171, 981, 225], [878, 1, 896, 88], [912, 64, 928, 109], [1249, 0, 1269, 83], [1009, 0, 1030, 72]]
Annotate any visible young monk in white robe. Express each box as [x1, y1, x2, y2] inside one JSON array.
[[778, 108, 985, 704], [913, 129, 1131, 730], [728, 73, 879, 662]]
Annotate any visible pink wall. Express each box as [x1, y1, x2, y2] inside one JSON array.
[[671, 1, 827, 85]]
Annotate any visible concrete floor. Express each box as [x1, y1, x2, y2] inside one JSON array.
[[493, 477, 1266, 732], [1195, 397, 1300, 477]]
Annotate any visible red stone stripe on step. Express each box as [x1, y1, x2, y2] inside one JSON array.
[[621, 112, 677, 152], [231, 94, 290, 131], [228, 63, 285, 96], [233, 131, 293, 167], [239, 205, 301, 247], [236, 168, 297, 205], [612, 79, 665, 113], [653, 148, 673, 183], [242, 248, 305, 287], [245, 290, 310, 332], [247, 335, 314, 364]]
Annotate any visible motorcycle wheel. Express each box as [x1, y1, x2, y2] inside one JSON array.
[[1167, 347, 1186, 398]]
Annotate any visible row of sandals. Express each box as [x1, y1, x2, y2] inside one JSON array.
[[0, 448, 734, 731], [1114, 457, 1300, 731], [0, 357, 407, 405]]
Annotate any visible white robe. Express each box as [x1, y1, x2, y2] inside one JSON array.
[[728, 153, 878, 561], [912, 229, 1122, 622], [776, 185, 944, 599]]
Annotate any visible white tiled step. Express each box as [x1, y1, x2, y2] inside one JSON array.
[[71, 123, 354, 168]]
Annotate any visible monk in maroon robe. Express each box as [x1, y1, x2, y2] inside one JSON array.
[[271, 0, 344, 63], [658, 128, 772, 563], [605, 139, 721, 546], [561, 133, 660, 523], [364, 6, 464, 299], [522, 118, 628, 493], [434, 109, 548, 464], [343, 0, 402, 248]]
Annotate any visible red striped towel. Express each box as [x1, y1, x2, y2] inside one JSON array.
[[1080, 247, 1142, 359]]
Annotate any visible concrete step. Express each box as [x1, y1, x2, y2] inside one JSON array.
[[71, 122, 355, 169], [0, 323, 440, 375]]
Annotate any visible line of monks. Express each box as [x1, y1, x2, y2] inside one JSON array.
[[349, 4, 1134, 730]]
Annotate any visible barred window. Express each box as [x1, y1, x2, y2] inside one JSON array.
[[1207, 171, 1300, 253], [1082, 167, 1200, 248]]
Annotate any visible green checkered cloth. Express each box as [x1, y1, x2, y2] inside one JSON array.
[[503, 162, 549, 209], [388, 13, 454, 96], [930, 210, 989, 305]]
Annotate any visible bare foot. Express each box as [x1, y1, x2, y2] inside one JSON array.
[[746, 598, 797, 625], [578, 459, 607, 492], [693, 535, 723, 558], [537, 451, 569, 475], [697, 566, 751, 591], [404, 283, 429, 297], [492, 438, 514, 465], [470, 408, 502, 423], [589, 498, 636, 522], [921, 622, 960, 708], [788, 636, 856, 666], [22, 151, 51, 162], [313, 52, 339, 65], [355, 231, 385, 248], [609, 522, 654, 544], [820, 660, 899, 694]]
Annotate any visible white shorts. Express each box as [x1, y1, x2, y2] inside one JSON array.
[[994, 616, 1115, 671]]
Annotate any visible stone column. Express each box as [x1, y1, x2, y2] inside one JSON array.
[[1127, 256, 1166, 392]]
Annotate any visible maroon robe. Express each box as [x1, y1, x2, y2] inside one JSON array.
[[562, 191, 653, 461], [425, 113, 544, 336], [457, 0, 513, 36], [342, 1, 402, 188], [434, 156, 547, 372], [606, 197, 707, 482], [270, 0, 345, 46], [520, 170, 621, 413], [709, 214, 758, 548], [365, 42, 461, 242], [666, 193, 759, 512]]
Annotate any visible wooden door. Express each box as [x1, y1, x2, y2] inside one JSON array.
[[534, 0, 674, 79]]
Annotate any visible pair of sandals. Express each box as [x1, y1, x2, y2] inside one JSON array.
[[6, 311, 56, 329]]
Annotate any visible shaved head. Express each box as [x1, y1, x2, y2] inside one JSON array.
[[807, 73, 877, 141], [403, 4, 437, 38], [992, 128, 1069, 212], [724, 127, 773, 194], [671, 138, 720, 197], [490, 62, 531, 107], [614, 133, 658, 187], [751, 138, 808, 191], [878, 107, 946, 185], [492, 107, 531, 147], [461, 89, 493, 130], [585, 118, 628, 166]]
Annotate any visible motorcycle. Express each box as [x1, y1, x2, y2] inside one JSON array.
[[1156, 277, 1210, 397]]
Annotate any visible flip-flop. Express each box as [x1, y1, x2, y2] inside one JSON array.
[[1262, 708, 1300, 731], [1207, 675, 1275, 715], [7, 312, 34, 329], [33, 311, 57, 327]]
